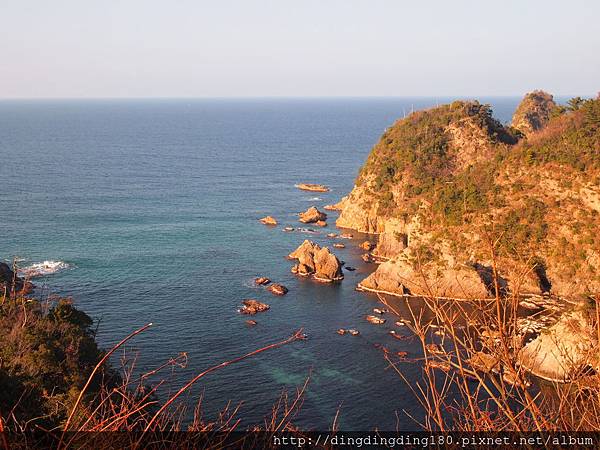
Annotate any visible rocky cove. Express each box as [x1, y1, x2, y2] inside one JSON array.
[[256, 92, 600, 385]]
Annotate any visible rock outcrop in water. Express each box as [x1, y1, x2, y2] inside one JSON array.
[[259, 216, 278, 225], [298, 206, 327, 224], [240, 299, 270, 314], [288, 240, 344, 282], [267, 283, 288, 296], [295, 183, 330, 192]]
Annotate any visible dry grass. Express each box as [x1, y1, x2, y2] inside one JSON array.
[[378, 231, 600, 432]]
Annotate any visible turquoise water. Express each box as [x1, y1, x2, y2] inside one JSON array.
[[0, 97, 520, 430]]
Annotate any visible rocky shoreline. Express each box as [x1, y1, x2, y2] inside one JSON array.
[[253, 92, 600, 384]]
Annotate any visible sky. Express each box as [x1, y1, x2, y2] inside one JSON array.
[[1, 0, 598, 98]]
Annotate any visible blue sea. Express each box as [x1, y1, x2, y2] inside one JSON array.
[[0, 97, 521, 430]]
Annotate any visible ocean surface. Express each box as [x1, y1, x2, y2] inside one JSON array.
[[0, 97, 523, 430]]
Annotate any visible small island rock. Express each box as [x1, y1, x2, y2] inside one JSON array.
[[295, 183, 330, 192], [240, 299, 270, 315], [288, 240, 344, 282], [298, 206, 327, 224], [259, 216, 278, 226], [267, 283, 289, 296]]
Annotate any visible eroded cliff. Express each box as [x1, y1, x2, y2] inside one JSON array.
[[336, 93, 600, 300]]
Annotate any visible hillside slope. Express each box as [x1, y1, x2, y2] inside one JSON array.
[[336, 93, 600, 300]]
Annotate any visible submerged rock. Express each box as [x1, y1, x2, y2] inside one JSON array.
[[288, 240, 344, 282], [333, 243, 345, 249], [298, 206, 327, 224], [295, 183, 330, 192], [245, 319, 258, 326], [267, 283, 288, 296], [259, 216, 278, 226], [240, 299, 270, 315], [315, 220, 328, 227]]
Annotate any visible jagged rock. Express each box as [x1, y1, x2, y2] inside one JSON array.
[[288, 240, 344, 282], [298, 206, 327, 224], [267, 283, 288, 296], [259, 216, 278, 225], [326, 233, 338, 238], [254, 277, 271, 285], [315, 220, 327, 227], [324, 204, 341, 211], [295, 183, 330, 192], [333, 243, 345, 249], [519, 308, 597, 382], [511, 90, 556, 136], [240, 300, 270, 315]]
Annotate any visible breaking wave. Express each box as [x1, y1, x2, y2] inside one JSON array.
[[18, 260, 71, 278]]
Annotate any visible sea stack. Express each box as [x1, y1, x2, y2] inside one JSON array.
[[288, 240, 344, 282]]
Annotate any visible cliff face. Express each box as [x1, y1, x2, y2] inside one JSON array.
[[511, 90, 557, 136], [336, 95, 600, 300]]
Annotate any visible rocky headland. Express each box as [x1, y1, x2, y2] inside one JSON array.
[[335, 92, 600, 302], [331, 92, 600, 381]]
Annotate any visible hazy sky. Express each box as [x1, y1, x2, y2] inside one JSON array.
[[1, 0, 598, 98]]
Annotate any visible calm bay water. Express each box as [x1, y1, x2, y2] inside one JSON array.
[[0, 97, 520, 430]]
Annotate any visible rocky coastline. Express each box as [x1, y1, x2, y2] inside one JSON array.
[[329, 92, 600, 382]]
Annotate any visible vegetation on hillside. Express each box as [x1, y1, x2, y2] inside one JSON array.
[[348, 93, 600, 297], [0, 295, 114, 429]]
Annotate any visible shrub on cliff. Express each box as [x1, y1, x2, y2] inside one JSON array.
[[0, 296, 115, 428], [515, 96, 600, 171]]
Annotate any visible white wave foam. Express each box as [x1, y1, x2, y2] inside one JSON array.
[[297, 227, 319, 234], [306, 197, 322, 201], [18, 260, 70, 278]]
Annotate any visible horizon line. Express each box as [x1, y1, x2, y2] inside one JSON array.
[[0, 93, 590, 102]]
